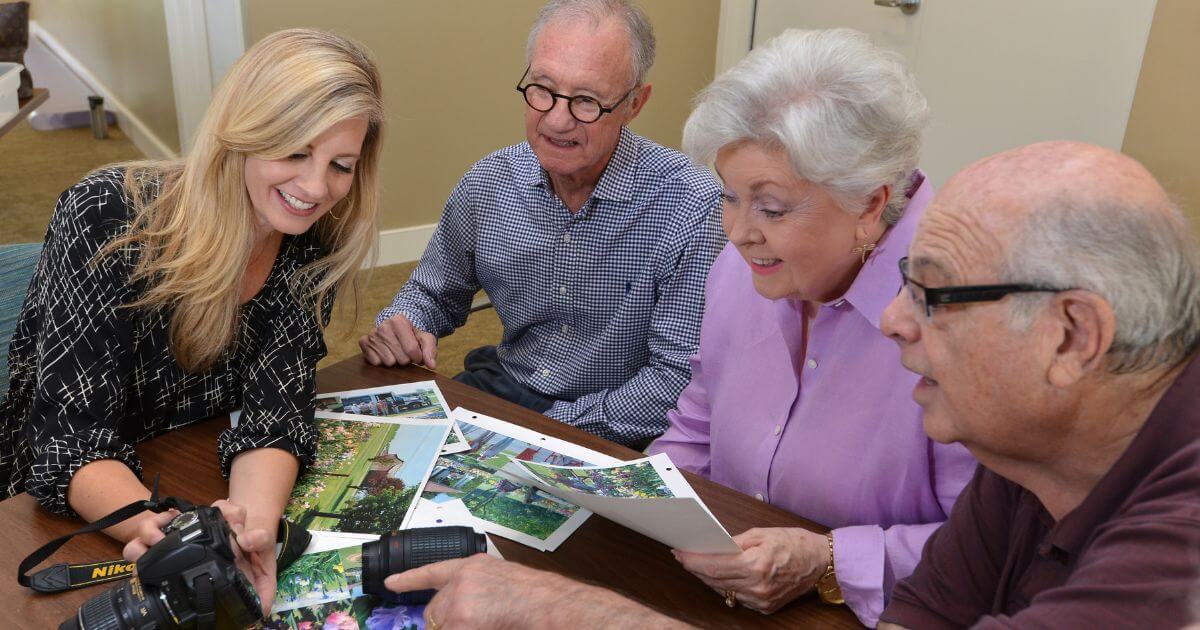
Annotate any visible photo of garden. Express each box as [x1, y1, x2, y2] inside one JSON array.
[[517, 459, 676, 499], [286, 417, 448, 534], [314, 383, 449, 420], [273, 547, 364, 613], [265, 594, 427, 630], [421, 421, 594, 543]]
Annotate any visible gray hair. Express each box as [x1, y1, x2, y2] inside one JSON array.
[[683, 28, 928, 225], [526, 0, 656, 87], [1004, 194, 1200, 373]]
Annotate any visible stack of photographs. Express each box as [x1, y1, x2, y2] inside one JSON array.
[[421, 408, 620, 551]]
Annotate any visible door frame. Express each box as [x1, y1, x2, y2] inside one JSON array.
[[163, 0, 246, 154], [715, 0, 755, 76]]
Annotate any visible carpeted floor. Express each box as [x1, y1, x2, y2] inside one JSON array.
[[0, 120, 501, 376]]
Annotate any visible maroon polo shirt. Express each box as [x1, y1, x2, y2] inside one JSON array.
[[880, 354, 1200, 629]]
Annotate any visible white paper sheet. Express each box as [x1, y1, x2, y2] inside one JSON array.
[[507, 453, 740, 554]]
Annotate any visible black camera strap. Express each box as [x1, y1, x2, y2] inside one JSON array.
[[18, 476, 195, 593], [18, 477, 313, 595]]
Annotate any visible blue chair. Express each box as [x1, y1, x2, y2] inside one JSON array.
[[0, 243, 42, 397]]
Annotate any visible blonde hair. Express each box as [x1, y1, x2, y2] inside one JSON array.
[[104, 29, 384, 372]]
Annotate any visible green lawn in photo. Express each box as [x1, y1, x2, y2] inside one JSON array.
[[288, 422, 399, 530], [460, 482, 569, 540]]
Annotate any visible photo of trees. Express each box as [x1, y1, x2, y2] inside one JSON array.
[[421, 421, 594, 543], [286, 418, 447, 534], [518, 460, 675, 499]]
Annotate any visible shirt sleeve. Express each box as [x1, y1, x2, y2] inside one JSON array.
[[545, 195, 724, 447], [646, 351, 713, 477], [968, 446, 1200, 630], [832, 441, 978, 627], [217, 274, 331, 476], [377, 176, 480, 336], [880, 466, 1015, 630], [22, 179, 142, 515]]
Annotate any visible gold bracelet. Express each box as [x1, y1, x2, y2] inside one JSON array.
[[816, 531, 845, 605], [824, 531, 835, 574]]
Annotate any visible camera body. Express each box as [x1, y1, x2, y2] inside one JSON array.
[[64, 506, 261, 630], [361, 526, 487, 605]]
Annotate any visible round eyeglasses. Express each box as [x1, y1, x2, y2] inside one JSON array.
[[515, 65, 635, 124]]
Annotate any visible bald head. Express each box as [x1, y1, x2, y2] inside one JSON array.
[[945, 141, 1172, 230], [917, 141, 1200, 372]]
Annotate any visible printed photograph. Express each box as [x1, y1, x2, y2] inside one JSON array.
[[273, 547, 364, 613], [421, 421, 591, 543], [265, 594, 427, 630], [314, 382, 450, 420], [517, 459, 676, 499], [287, 418, 448, 534]]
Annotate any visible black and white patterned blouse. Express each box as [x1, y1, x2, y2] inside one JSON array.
[[0, 168, 331, 514]]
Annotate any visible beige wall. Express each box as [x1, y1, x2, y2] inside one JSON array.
[[1122, 0, 1200, 235], [30, 0, 179, 154], [243, 0, 720, 230]]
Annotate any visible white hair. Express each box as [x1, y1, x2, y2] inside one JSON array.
[[683, 28, 928, 225], [526, 0, 656, 87], [1004, 195, 1200, 373]]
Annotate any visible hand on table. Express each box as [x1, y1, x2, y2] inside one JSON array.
[[360, 314, 438, 369], [673, 527, 830, 614], [121, 499, 278, 617], [384, 554, 686, 629]]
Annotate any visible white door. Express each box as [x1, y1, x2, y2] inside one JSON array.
[[743, 0, 1158, 187]]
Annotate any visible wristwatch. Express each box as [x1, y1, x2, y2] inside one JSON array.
[[816, 531, 845, 605]]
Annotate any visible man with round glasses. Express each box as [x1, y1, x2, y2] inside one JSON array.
[[362, 0, 722, 448]]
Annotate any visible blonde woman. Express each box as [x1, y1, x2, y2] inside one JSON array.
[[0, 29, 383, 611]]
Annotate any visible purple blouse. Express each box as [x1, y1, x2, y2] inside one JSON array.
[[650, 172, 976, 627]]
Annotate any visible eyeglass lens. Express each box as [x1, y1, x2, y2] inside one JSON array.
[[522, 85, 603, 123], [898, 257, 931, 318]]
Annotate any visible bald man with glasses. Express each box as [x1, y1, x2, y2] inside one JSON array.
[[361, 0, 722, 448]]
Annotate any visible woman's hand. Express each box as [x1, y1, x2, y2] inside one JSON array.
[[672, 527, 831, 614], [210, 499, 278, 617], [121, 500, 278, 618]]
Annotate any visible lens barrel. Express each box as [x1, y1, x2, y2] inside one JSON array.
[[362, 526, 487, 605], [61, 578, 164, 630]]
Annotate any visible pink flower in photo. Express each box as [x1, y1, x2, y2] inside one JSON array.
[[324, 610, 360, 630]]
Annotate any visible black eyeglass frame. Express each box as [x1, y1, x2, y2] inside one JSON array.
[[898, 256, 1073, 318], [515, 65, 637, 124]]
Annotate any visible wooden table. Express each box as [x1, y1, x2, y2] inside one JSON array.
[[0, 87, 49, 139], [0, 357, 861, 629]]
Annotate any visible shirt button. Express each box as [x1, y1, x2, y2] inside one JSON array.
[[559, 286, 568, 295], [807, 359, 817, 369], [773, 425, 781, 436], [541, 368, 551, 377], [561, 324, 569, 334], [563, 233, 571, 243], [754, 493, 764, 501]]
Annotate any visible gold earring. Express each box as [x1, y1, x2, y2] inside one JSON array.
[[851, 242, 876, 263], [327, 208, 342, 220]]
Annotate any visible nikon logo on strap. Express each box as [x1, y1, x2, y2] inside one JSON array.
[[88, 561, 135, 581]]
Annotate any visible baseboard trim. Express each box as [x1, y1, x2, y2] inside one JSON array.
[[374, 223, 436, 267], [29, 21, 179, 160]]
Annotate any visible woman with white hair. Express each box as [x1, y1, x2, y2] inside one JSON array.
[[649, 28, 976, 625], [0, 29, 384, 612]]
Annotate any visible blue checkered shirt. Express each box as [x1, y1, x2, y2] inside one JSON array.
[[379, 128, 723, 446]]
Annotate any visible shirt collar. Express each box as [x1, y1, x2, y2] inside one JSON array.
[[1044, 351, 1200, 557], [515, 127, 638, 204], [838, 170, 932, 330]]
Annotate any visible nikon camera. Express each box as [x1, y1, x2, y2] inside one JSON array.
[[62, 506, 262, 630]]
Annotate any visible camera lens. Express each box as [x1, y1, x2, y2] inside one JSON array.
[[60, 578, 165, 630], [362, 526, 487, 605]]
